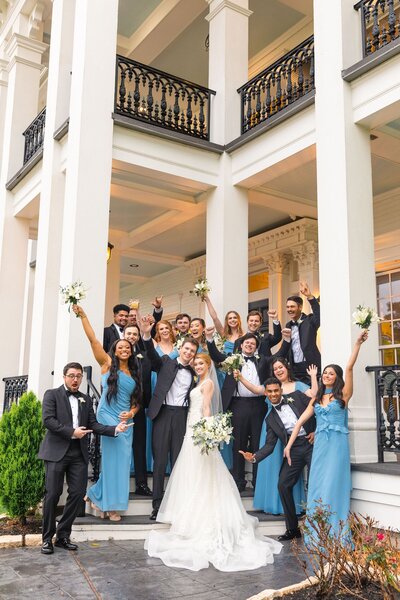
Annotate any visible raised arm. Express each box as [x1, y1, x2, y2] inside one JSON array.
[[305, 364, 319, 398], [233, 370, 264, 395], [203, 294, 224, 337], [139, 315, 163, 372], [268, 309, 282, 347], [72, 305, 110, 369], [201, 379, 214, 417], [283, 401, 315, 465], [342, 330, 368, 403], [205, 326, 227, 363]]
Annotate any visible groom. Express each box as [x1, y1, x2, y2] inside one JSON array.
[[241, 378, 315, 540], [140, 316, 198, 520]]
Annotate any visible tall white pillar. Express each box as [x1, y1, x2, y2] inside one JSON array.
[[264, 252, 290, 319], [0, 27, 46, 388], [292, 241, 320, 311], [28, 0, 76, 397], [53, 0, 119, 385], [0, 57, 8, 165], [314, 0, 379, 462], [104, 247, 121, 324]]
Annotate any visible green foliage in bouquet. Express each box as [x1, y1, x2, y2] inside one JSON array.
[[0, 392, 45, 524]]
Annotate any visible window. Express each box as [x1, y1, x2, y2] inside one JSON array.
[[377, 270, 400, 365]]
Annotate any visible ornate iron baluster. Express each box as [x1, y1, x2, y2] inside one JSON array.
[[2, 375, 28, 413], [83, 366, 102, 482], [22, 107, 46, 164], [355, 0, 400, 56], [366, 365, 400, 461]]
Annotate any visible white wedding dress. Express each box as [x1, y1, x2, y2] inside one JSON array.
[[145, 384, 282, 572]]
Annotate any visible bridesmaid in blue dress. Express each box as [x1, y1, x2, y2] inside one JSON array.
[[284, 330, 368, 541], [203, 295, 244, 469], [73, 305, 141, 521], [237, 358, 318, 514], [146, 320, 178, 471]]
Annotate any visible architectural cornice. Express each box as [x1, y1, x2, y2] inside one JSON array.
[[248, 218, 318, 253], [5, 33, 47, 60], [206, 0, 252, 22]]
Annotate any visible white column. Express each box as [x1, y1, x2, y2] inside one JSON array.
[[28, 0, 76, 397], [104, 247, 121, 324], [206, 0, 251, 145], [314, 0, 379, 462], [0, 57, 8, 165], [53, 0, 119, 385], [0, 28, 46, 387], [292, 241, 320, 311], [264, 252, 290, 319]]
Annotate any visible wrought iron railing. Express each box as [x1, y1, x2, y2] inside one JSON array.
[[2, 375, 28, 413], [83, 366, 102, 482], [355, 0, 400, 56], [115, 55, 216, 141], [238, 36, 314, 135], [22, 107, 46, 164], [366, 365, 400, 462]]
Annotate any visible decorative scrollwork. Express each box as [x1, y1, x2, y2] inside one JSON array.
[[2, 375, 28, 413], [83, 366, 102, 482], [22, 107, 46, 164], [355, 0, 400, 56], [237, 36, 314, 135], [366, 365, 400, 461], [115, 56, 216, 141]]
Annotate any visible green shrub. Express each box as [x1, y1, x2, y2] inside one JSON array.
[[0, 391, 45, 524]]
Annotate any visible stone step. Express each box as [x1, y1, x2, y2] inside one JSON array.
[[71, 512, 286, 542]]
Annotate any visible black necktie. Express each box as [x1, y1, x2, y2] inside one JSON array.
[[244, 356, 256, 363], [274, 398, 288, 411]]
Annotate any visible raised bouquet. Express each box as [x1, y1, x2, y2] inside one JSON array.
[[60, 281, 87, 316], [352, 305, 381, 330], [220, 352, 245, 379], [190, 278, 211, 301], [191, 412, 233, 455]]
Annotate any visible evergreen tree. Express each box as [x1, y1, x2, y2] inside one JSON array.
[[0, 391, 45, 524]]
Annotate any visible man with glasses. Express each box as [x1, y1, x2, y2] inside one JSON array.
[[38, 362, 127, 555]]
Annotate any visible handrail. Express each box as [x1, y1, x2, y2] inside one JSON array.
[[83, 366, 102, 482], [2, 375, 28, 413], [22, 107, 46, 164], [366, 364, 400, 461], [354, 0, 400, 56]]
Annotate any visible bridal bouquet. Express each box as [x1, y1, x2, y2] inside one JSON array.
[[352, 305, 381, 330], [213, 332, 226, 352], [60, 281, 87, 316], [192, 412, 233, 455], [190, 278, 211, 300], [220, 353, 245, 379]]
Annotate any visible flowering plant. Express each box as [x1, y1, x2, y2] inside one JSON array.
[[220, 353, 245, 379], [191, 412, 233, 455], [60, 281, 87, 316], [190, 278, 211, 301], [352, 305, 381, 330]]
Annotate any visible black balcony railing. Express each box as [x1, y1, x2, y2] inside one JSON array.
[[238, 36, 314, 135], [2, 375, 28, 413], [355, 0, 400, 56], [84, 366, 102, 482], [115, 55, 216, 141], [366, 365, 400, 462], [22, 107, 46, 164]]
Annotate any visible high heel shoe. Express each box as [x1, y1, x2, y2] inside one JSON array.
[[84, 497, 105, 519], [108, 511, 121, 522]]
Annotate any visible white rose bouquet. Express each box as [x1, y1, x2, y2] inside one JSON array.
[[60, 281, 87, 316], [190, 278, 211, 301], [352, 305, 381, 330], [191, 412, 233, 455], [213, 332, 226, 352], [220, 353, 245, 379]]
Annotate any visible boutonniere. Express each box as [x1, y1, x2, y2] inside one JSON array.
[[286, 397, 294, 404], [136, 353, 143, 359], [79, 397, 85, 404]]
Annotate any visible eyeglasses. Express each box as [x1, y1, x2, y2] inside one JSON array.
[[65, 374, 83, 380]]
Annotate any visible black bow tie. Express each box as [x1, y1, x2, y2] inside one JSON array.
[[274, 398, 288, 411], [67, 390, 81, 399], [243, 355, 257, 363], [119, 326, 124, 333], [178, 363, 192, 371], [291, 321, 299, 327]]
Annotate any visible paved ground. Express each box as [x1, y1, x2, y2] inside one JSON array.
[[0, 539, 308, 600]]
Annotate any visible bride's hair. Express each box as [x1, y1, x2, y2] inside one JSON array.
[[194, 353, 212, 369]]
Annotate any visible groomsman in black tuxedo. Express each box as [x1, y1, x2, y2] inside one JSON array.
[[38, 363, 126, 555], [103, 303, 130, 352], [281, 282, 321, 384], [139, 316, 198, 520], [234, 309, 282, 357], [241, 378, 315, 541], [127, 296, 164, 345], [206, 327, 274, 492]]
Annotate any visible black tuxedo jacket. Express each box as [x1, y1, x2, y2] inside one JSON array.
[[133, 347, 152, 409], [103, 308, 163, 353], [281, 297, 321, 369], [254, 390, 316, 463], [144, 339, 196, 421], [233, 322, 282, 357], [38, 385, 116, 463], [207, 340, 273, 411]]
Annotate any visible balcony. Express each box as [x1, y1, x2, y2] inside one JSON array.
[[237, 36, 314, 135], [22, 107, 46, 164], [355, 0, 400, 56]]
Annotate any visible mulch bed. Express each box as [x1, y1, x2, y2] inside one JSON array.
[[284, 580, 394, 599], [0, 515, 42, 536]]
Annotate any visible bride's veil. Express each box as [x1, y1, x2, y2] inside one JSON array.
[[208, 362, 223, 416]]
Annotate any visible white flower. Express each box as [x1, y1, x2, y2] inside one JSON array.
[[352, 304, 381, 329], [286, 397, 294, 404], [136, 353, 143, 359], [189, 278, 211, 299], [79, 398, 85, 404]]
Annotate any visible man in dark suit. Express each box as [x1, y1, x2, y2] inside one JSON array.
[[127, 296, 164, 343], [233, 308, 282, 357], [103, 303, 130, 352], [38, 362, 127, 555], [140, 316, 198, 520], [281, 282, 321, 384], [206, 327, 274, 492], [241, 377, 315, 540]]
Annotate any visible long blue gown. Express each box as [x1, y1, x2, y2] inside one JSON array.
[[218, 339, 235, 469], [253, 383, 308, 514], [146, 345, 179, 472], [306, 399, 351, 540], [87, 371, 135, 511]]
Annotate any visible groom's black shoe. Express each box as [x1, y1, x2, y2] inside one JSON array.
[[149, 509, 158, 521], [278, 528, 302, 541], [55, 537, 78, 551], [135, 483, 152, 497], [41, 540, 54, 555]]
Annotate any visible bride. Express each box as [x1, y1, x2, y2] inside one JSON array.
[[145, 353, 282, 572]]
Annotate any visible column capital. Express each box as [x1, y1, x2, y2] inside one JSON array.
[[263, 252, 290, 275], [184, 255, 206, 279], [292, 241, 319, 271], [206, 0, 252, 21], [5, 33, 47, 67], [0, 58, 8, 85]]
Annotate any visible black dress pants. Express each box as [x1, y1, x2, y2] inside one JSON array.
[[42, 440, 87, 542], [231, 396, 267, 489], [133, 407, 147, 486], [151, 405, 187, 509]]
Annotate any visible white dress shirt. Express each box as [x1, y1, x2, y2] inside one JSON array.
[[291, 323, 305, 363], [237, 356, 261, 397], [165, 360, 192, 407], [65, 386, 80, 438], [113, 323, 124, 339], [274, 402, 306, 436]]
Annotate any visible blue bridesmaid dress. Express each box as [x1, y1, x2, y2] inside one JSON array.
[[253, 383, 308, 514], [219, 339, 235, 469], [305, 399, 351, 541], [87, 371, 135, 511]]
